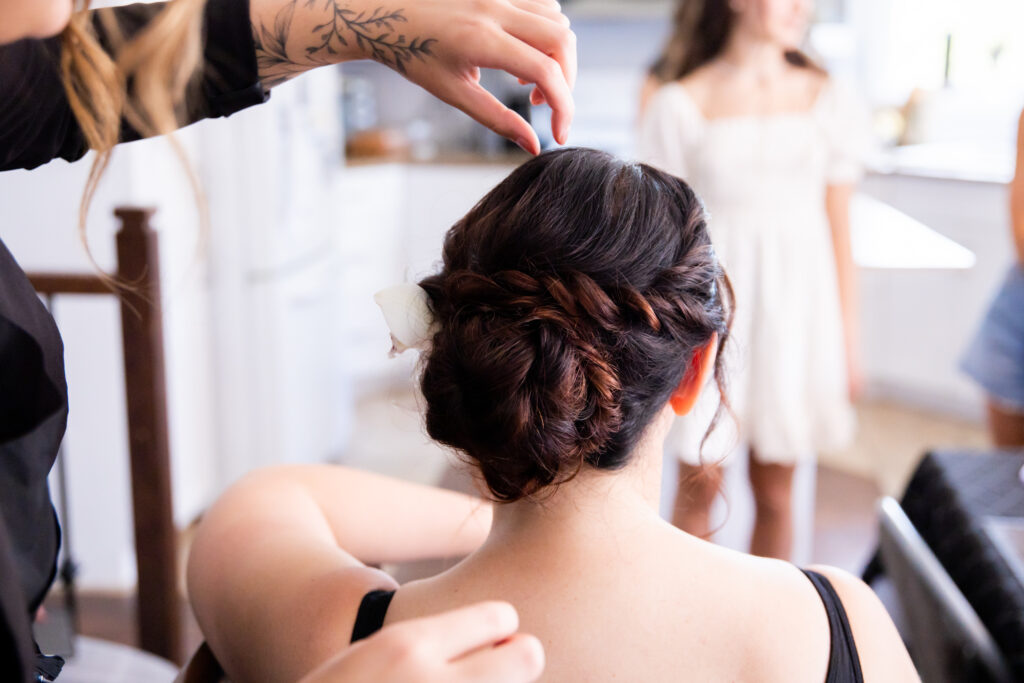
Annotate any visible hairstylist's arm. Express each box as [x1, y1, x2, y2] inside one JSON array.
[[250, 0, 576, 153], [187, 465, 493, 683], [826, 183, 862, 400], [299, 602, 544, 683]]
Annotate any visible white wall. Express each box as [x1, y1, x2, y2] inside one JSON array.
[[196, 70, 348, 490]]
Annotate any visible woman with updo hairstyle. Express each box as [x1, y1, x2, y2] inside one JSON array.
[[1, 0, 575, 678], [190, 148, 916, 682]]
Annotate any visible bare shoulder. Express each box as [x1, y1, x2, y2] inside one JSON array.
[[678, 545, 832, 681], [729, 555, 833, 681], [807, 564, 921, 682]]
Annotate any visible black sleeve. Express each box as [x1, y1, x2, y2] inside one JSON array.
[[0, 0, 269, 172]]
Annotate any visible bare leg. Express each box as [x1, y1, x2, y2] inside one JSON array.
[[671, 464, 723, 539], [748, 452, 796, 560], [988, 399, 1024, 449]]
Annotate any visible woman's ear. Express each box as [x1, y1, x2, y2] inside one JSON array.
[[669, 333, 719, 416]]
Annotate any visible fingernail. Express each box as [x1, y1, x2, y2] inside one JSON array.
[[516, 137, 534, 154]]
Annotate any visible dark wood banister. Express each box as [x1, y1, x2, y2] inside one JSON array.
[[27, 274, 111, 296], [27, 206, 181, 664]]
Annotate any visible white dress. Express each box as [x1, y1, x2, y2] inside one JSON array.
[[637, 80, 865, 466]]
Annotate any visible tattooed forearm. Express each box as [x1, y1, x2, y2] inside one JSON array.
[[252, 1, 438, 89], [308, 4, 437, 73]]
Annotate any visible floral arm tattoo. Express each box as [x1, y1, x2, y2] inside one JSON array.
[[252, 1, 438, 88]]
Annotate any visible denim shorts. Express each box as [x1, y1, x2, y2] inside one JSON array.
[[961, 265, 1024, 413]]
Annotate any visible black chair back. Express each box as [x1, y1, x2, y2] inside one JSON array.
[[877, 497, 1013, 683]]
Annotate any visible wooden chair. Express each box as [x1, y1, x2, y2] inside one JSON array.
[[29, 207, 181, 664]]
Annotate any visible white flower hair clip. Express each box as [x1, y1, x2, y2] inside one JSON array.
[[373, 283, 438, 356]]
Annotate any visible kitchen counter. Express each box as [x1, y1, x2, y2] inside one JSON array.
[[869, 143, 1015, 186]]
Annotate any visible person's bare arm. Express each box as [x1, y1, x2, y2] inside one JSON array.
[[1011, 110, 1024, 264], [249, 0, 576, 153], [826, 183, 862, 399], [187, 465, 493, 683], [808, 565, 920, 682]]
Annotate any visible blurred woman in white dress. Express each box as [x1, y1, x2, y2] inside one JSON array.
[[637, 0, 866, 559]]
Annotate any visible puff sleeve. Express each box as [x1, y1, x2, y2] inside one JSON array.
[[819, 80, 872, 185]]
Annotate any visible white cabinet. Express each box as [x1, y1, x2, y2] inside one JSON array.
[[859, 173, 1013, 417]]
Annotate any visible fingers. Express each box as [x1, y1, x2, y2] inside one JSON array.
[[502, 8, 577, 91], [503, 2, 576, 115], [395, 601, 523, 661], [478, 32, 574, 145], [517, 81, 548, 107], [400, 0, 575, 152], [451, 634, 545, 683], [509, 0, 570, 27], [437, 76, 540, 154]]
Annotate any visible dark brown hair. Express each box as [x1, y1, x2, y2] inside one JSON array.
[[419, 148, 733, 502], [649, 0, 822, 84]]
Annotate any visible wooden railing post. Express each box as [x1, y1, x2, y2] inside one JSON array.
[[114, 207, 181, 664]]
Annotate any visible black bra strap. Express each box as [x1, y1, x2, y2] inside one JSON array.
[[801, 570, 865, 683], [350, 590, 396, 643]]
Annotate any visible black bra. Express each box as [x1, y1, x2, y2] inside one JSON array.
[[350, 569, 863, 683], [801, 569, 866, 683], [350, 589, 396, 644]]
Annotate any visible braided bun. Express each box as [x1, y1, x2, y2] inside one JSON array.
[[420, 148, 731, 502]]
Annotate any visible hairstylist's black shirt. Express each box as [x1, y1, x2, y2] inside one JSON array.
[[0, 0, 268, 171], [0, 2, 267, 678]]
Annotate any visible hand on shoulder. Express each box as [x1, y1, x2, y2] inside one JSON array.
[[299, 602, 544, 683]]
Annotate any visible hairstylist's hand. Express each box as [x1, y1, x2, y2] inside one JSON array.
[[253, 0, 575, 153], [393, 0, 576, 154], [298, 602, 544, 683]]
